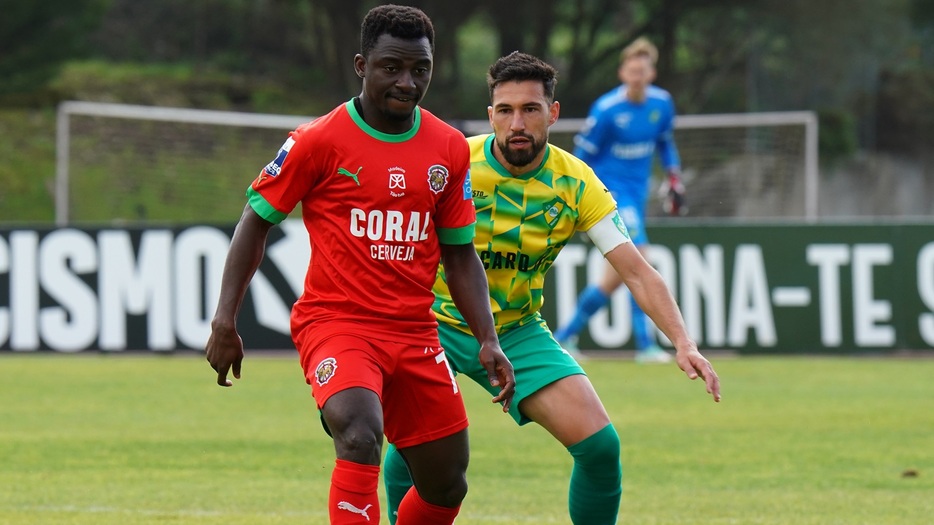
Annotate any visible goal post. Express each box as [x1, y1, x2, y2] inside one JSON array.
[[463, 111, 819, 222], [56, 102, 818, 226]]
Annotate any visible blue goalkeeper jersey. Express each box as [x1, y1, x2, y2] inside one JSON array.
[[573, 84, 680, 208]]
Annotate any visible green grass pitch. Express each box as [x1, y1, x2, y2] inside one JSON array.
[[1, 353, 931, 524]]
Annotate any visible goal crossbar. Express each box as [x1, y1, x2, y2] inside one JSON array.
[[55, 102, 314, 226], [462, 111, 818, 222], [56, 102, 818, 225]]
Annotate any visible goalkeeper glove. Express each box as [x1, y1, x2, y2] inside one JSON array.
[[659, 169, 687, 216]]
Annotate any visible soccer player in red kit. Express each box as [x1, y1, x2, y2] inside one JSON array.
[[205, 5, 515, 525]]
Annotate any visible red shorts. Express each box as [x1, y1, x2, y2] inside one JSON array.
[[296, 329, 468, 449]]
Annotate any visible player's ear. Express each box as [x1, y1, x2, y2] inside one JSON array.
[[549, 101, 560, 126], [354, 54, 366, 78], [487, 106, 494, 126], [646, 60, 657, 83]]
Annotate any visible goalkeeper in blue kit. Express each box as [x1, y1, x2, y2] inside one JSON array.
[[554, 37, 687, 363]]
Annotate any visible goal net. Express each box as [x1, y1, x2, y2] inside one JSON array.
[[55, 102, 311, 226], [463, 111, 818, 221], [56, 102, 817, 225]]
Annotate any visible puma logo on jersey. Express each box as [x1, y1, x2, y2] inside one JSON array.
[[338, 166, 362, 186], [337, 501, 372, 521]]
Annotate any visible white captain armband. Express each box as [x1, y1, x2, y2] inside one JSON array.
[[586, 212, 632, 255]]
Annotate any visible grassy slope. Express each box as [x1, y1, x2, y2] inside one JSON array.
[[0, 61, 329, 226], [0, 109, 57, 224], [1, 354, 932, 525]]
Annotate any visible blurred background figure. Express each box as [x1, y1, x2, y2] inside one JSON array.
[[554, 37, 684, 363]]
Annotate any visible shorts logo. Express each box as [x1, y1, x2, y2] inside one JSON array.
[[314, 357, 338, 386], [263, 137, 295, 177], [427, 164, 449, 194]]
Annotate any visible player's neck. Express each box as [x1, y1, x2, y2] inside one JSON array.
[[354, 96, 415, 135], [491, 144, 546, 177], [623, 85, 648, 104]]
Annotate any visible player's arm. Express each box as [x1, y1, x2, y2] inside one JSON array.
[[587, 212, 720, 401], [656, 95, 682, 172], [206, 204, 275, 387], [440, 242, 516, 412], [656, 129, 680, 174], [656, 100, 687, 214]]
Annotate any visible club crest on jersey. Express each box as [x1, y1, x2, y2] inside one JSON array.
[[388, 166, 406, 197], [314, 357, 338, 386], [427, 164, 449, 194], [542, 199, 565, 228], [263, 137, 295, 177]]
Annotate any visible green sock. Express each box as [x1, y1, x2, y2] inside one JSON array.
[[382, 443, 414, 525], [566, 424, 623, 525]]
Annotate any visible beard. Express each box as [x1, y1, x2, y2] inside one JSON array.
[[496, 132, 547, 168]]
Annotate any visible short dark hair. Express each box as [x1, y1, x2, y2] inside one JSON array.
[[360, 4, 435, 57], [487, 51, 558, 102]]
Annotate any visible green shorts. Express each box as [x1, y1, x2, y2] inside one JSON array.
[[439, 313, 585, 425]]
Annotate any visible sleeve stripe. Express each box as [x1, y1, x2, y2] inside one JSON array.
[[438, 223, 476, 245], [246, 186, 289, 224]]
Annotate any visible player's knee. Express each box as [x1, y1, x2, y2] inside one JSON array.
[[421, 471, 467, 507], [332, 423, 383, 464], [411, 459, 468, 507], [589, 427, 621, 464], [322, 391, 384, 463], [570, 424, 621, 466]]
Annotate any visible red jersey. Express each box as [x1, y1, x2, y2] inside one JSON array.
[[247, 100, 475, 345]]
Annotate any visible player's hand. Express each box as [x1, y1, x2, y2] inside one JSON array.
[[478, 341, 516, 412], [205, 322, 244, 387], [675, 344, 721, 402], [659, 169, 687, 216]]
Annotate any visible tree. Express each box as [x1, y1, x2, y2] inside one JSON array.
[[0, 0, 108, 100], [470, 0, 757, 114]]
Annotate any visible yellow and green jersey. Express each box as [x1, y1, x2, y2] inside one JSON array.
[[433, 134, 621, 333]]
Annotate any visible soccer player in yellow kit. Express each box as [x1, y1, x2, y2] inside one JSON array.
[[382, 51, 720, 525]]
